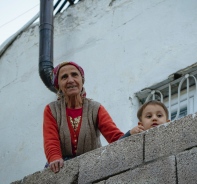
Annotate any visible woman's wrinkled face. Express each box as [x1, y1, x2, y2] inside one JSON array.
[[58, 65, 83, 97]]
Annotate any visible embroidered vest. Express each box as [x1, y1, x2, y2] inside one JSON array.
[[49, 98, 101, 157]]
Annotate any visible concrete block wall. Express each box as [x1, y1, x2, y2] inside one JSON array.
[[12, 113, 197, 184]]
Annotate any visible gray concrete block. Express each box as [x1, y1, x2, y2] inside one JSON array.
[[145, 113, 197, 162], [176, 147, 197, 184], [78, 134, 144, 184], [11, 158, 79, 184], [105, 156, 176, 184]]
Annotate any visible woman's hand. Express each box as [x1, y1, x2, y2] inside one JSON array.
[[49, 158, 64, 173], [130, 125, 144, 135]]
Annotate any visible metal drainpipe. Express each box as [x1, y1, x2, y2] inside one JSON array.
[[39, 0, 57, 93]]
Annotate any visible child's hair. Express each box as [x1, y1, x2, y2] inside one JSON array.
[[137, 100, 169, 121]]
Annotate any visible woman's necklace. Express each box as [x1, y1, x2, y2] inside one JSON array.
[[69, 116, 81, 131]]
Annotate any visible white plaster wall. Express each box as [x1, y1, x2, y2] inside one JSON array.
[[0, 0, 197, 183]]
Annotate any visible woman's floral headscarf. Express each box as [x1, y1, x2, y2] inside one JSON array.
[[52, 61, 86, 98]]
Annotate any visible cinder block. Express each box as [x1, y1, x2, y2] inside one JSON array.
[[176, 147, 197, 184], [78, 134, 144, 184], [11, 158, 79, 184], [145, 113, 197, 162], [105, 156, 176, 184]]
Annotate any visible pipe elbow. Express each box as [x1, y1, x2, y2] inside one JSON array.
[[39, 61, 57, 93]]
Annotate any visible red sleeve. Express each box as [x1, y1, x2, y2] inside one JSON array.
[[98, 105, 124, 143], [43, 105, 62, 163]]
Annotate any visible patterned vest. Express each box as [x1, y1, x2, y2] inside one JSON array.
[[49, 98, 101, 157]]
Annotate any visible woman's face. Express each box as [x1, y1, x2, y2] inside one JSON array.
[[58, 65, 83, 97]]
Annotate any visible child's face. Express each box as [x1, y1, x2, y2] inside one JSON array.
[[139, 104, 169, 130]]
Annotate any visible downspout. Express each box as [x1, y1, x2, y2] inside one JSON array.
[[39, 0, 57, 93]]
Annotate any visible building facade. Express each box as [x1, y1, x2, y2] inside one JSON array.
[[0, 0, 197, 183]]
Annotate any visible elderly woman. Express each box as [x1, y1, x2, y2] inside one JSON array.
[[43, 61, 126, 173]]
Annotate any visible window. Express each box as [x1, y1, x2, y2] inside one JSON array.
[[135, 63, 197, 121]]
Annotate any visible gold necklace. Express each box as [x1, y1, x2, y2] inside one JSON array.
[[69, 116, 81, 131]]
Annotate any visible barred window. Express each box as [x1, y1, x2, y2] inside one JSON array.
[[135, 64, 197, 121]]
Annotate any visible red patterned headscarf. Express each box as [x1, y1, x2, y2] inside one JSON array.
[[52, 61, 86, 97]]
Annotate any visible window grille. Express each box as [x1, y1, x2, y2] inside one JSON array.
[[54, 0, 80, 15], [135, 64, 197, 121]]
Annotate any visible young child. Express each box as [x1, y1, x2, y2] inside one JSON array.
[[120, 100, 170, 139]]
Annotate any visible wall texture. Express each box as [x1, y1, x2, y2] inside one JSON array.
[[12, 113, 197, 183], [0, 0, 197, 183]]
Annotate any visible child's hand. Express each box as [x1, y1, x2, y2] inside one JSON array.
[[130, 125, 144, 135]]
